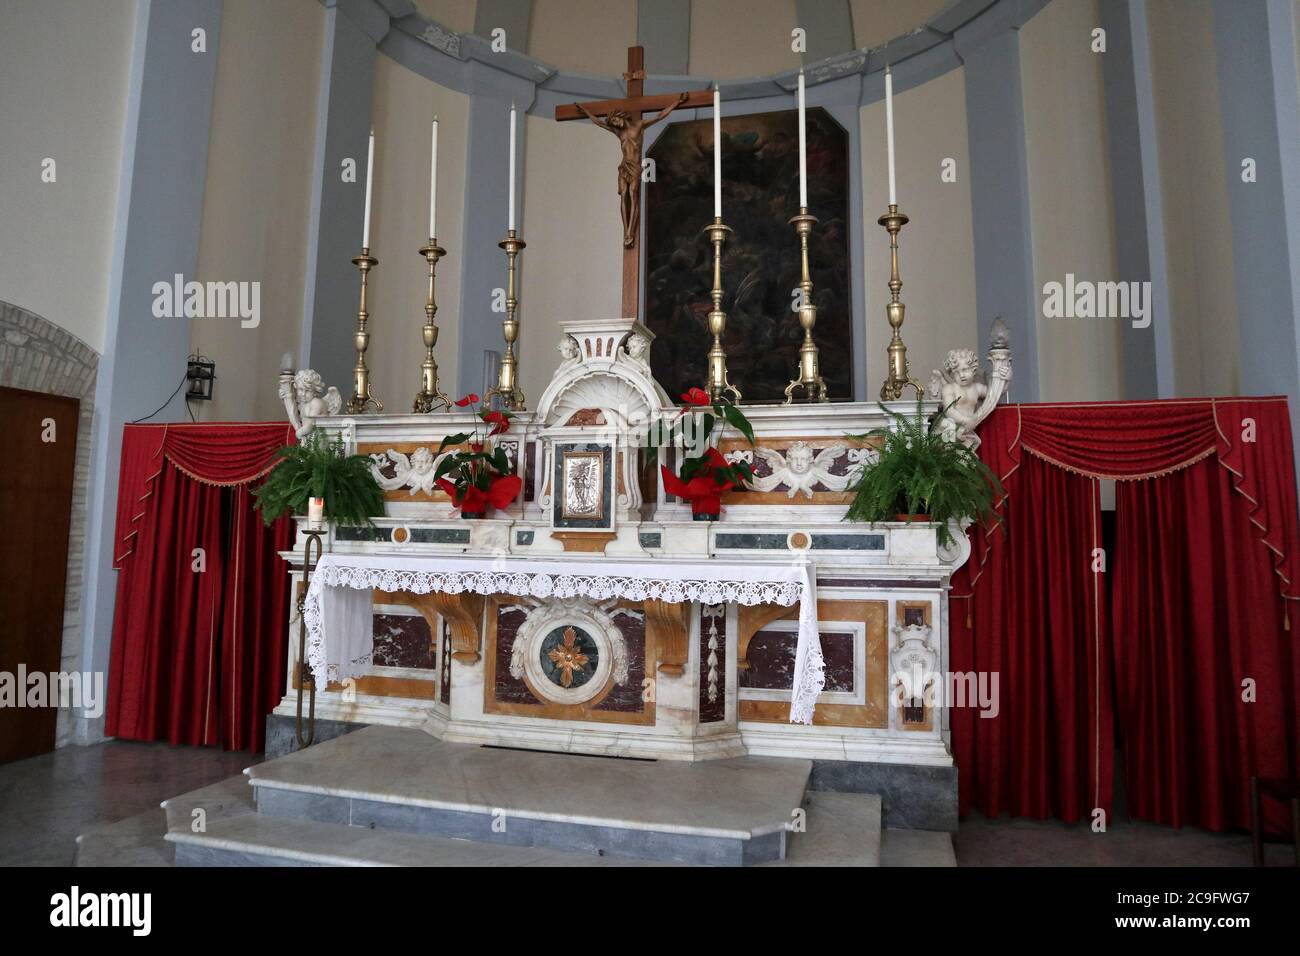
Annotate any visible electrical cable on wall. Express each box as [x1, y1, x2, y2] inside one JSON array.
[[130, 374, 188, 424]]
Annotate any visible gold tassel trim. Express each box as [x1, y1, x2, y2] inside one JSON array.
[[1020, 443, 1218, 482]]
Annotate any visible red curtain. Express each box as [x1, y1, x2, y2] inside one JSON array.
[[1113, 400, 1300, 832], [953, 398, 1300, 833], [106, 423, 294, 752], [950, 411, 1112, 823]]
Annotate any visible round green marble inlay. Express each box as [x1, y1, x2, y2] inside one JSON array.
[[539, 625, 599, 690]]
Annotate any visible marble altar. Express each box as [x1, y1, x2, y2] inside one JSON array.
[[271, 317, 980, 772]]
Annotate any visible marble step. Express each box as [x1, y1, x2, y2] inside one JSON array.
[[75, 808, 174, 867], [167, 814, 676, 867], [773, 792, 882, 866], [243, 724, 813, 866], [75, 775, 256, 867], [880, 827, 958, 866], [160, 774, 257, 831], [165, 789, 883, 867]]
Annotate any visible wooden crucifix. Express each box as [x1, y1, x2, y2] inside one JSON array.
[[556, 46, 714, 318]]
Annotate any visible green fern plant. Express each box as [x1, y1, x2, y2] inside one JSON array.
[[253, 430, 386, 528], [844, 400, 1002, 546]]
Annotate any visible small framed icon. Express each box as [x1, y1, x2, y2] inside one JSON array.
[[560, 450, 605, 521]]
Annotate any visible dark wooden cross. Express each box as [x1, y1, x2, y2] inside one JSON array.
[[556, 46, 714, 319]]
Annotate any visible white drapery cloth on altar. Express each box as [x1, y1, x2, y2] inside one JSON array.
[[302, 552, 827, 724]]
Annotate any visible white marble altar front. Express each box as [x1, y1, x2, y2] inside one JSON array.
[[272, 318, 973, 772]]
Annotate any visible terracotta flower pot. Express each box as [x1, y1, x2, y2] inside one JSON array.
[[895, 513, 933, 523]]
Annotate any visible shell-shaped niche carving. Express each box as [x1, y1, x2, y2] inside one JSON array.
[[535, 320, 671, 429], [549, 372, 661, 429]]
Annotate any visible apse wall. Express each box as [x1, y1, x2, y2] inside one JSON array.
[[850, 0, 949, 49], [1021, 0, 1123, 402], [376, 0, 1143, 407], [191, 0, 325, 423], [414, 0, 475, 34], [0, 0, 136, 354], [1148, 0, 1240, 398], [519, 113, 624, 405], [365, 53, 472, 406], [30, 0, 1264, 428], [504, 0, 959, 81], [532, 0, 637, 75], [689, 0, 799, 78]]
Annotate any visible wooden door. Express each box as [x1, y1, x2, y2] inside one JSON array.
[[0, 386, 79, 763]]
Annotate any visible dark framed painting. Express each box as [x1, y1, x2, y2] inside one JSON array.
[[644, 106, 852, 403]]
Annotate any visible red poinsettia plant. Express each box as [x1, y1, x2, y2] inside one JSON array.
[[653, 387, 756, 520], [433, 393, 523, 518]]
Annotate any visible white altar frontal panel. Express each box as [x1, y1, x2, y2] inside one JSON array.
[[273, 318, 969, 765]]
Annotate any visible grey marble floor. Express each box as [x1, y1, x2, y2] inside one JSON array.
[[2, 739, 1293, 867], [956, 811, 1296, 867], [0, 740, 257, 866]]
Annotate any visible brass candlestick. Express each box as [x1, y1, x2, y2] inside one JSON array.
[[412, 238, 452, 413], [877, 204, 922, 400], [485, 229, 526, 410], [347, 247, 383, 414], [704, 217, 741, 403], [784, 207, 829, 403]]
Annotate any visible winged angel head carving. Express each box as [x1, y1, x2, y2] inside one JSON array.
[[370, 446, 450, 497], [728, 441, 877, 498]]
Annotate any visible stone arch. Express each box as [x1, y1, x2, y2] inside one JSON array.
[[0, 300, 99, 747]]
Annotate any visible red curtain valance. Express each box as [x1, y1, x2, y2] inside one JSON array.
[[969, 397, 1300, 603], [114, 422, 293, 568], [1015, 399, 1219, 479]]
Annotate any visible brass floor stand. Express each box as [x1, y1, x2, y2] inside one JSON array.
[[295, 528, 325, 749]]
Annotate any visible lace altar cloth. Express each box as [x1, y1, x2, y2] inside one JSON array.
[[303, 552, 827, 724]]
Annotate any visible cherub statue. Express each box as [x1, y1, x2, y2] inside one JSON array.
[[622, 332, 650, 366], [928, 319, 1014, 449], [279, 368, 342, 439], [929, 348, 986, 446], [557, 335, 580, 364]]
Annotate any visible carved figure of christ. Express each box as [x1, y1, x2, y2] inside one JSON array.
[[556, 46, 715, 318], [572, 96, 686, 250]]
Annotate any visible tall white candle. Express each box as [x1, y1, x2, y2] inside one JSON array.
[[713, 88, 722, 218], [885, 66, 897, 206], [508, 105, 517, 231], [362, 128, 375, 249], [429, 118, 438, 239], [797, 70, 808, 209]]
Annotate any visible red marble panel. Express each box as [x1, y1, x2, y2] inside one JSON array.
[[492, 605, 538, 705], [741, 628, 855, 693], [372, 613, 434, 669], [592, 609, 646, 714]]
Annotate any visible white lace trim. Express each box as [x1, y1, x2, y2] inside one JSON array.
[[789, 643, 826, 726], [304, 557, 825, 724]]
